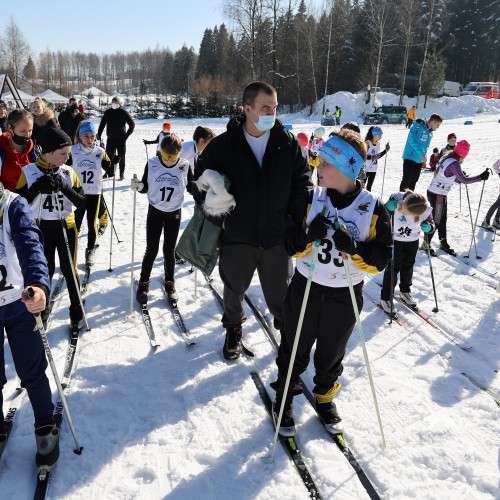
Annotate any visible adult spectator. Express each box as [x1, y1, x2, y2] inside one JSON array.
[[335, 105, 342, 125], [31, 97, 59, 145], [194, 81, 311, 360], [0, 100, 7, 133], [58, 97, 84, 143], [400, 113, 442, 191], [406, 105, 416, 129], [97, 96, 135, 180], [78, 100, 85, 114]]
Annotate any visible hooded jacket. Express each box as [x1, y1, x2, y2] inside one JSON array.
[[0, 133, 37, 191], [402, 119, 433, 163], [194, 116, 311, 248]]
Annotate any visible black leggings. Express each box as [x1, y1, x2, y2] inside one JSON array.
[[140, 205, 181, 282], [427, 191, 448, 242], [485, 194, 500, 222], [366, 172, 377, 192], [75, 194, 101, 249]]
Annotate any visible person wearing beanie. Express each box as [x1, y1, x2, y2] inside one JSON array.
[[363, 126, 390, 191], [439, 132, 457, 159], [143, 122, 173, 152], [400, 113, 442, 191], [68, 120, 116, 266], [132, 133, 192, 305], [16, 127, 87, 330], [58, 97, 84, 143], [0, 109, 37, 191], [480, 159, 500, 230], [423, 139, 490, 255], [272, 129, 392, 437], [0, 180, 60, 469], [97, 96, 135, 181]]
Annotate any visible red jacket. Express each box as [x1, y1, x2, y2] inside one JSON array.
[[0, 133, 37, 191]]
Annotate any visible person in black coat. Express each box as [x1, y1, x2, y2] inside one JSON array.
[[97, 96, 135, 180], [194, 81, 311, 360], [58, 97, 84, 143]]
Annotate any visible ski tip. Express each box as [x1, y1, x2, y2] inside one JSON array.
[[74, 446, 84, 455]]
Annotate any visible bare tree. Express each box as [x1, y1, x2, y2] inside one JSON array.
[[0, 17, 30, 85]]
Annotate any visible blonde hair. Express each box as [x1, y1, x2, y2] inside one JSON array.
[[402, 190, 429, 223]]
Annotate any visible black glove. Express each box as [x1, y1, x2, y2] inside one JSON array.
[[35, 175, 56, 194], [385, 142, 390, 152], [333, 227, 357, 255], [111, 155, 121, 165], [480, 169, 490, 181], [143, 139, 149, 145], [54, 176, 70, 193], [306, 214, 330, 242]]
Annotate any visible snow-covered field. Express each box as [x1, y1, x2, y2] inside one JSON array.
[[1, 100, 499, 499]]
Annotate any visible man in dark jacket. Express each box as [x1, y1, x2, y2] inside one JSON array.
[[195, 81, 311, 360], [58, 97, 84, 142], [97, 96, 135, 180]]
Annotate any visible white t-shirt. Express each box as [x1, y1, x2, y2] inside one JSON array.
[[243, 129, 270, 168]]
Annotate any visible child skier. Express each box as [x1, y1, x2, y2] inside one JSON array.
[[440, 133, 457, 158], [70, 121, 117, 266], [307, 127, 325, 170], [272, 129, 392, 436], [363, 126, 390, 191], [481, 159, 500, 230], [422, 140, 489, 256], [380, 191, 434, 315], [132, 133, 192, 304], [429, 148, 440, 171], [143, 122, 171, 152], [0, 180, 60, 469], [16, 128, 86, 329]]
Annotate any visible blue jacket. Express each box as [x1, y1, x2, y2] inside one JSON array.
[[402, 119, 433, 163]]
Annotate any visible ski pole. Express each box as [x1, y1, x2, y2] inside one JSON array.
[[100, 196, 122, 243], [466, 177, 487, 258], [144, 142, 149, 162], [459, 184, 462, 214], [27, 287, 83, 455], [380, 149, 389, 200], [335, 212, 386, 447], [108, 166, 117, 271], [129, 175, 138, 316], [464, 184, 481, 259], [389, 212, 395, 324], [265, 207, 327, 463], [424, 233, 439, 312], [53, 190, 91, 332], [192, 269, 198, 300]]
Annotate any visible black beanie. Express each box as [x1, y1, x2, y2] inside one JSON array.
[[39, 128, 72, 153]]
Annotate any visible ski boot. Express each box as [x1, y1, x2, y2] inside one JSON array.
[[223, 325, 243, 360], [400, 292, 417, 309], [315, 383, 343, 434], [272, 393, 296, 437], [136, 279, 150, 304], [420, 240, 436, 257], [380, 299, 398, 319], [439, 238, 456, 255], [35, 421, 60, 469], [69, 304, 84, 331], [98, 224, 107, 236], [174, 252, 186, 265], [85, 248, 95, 267], [164, 280, 178, 304], [480, 219, 492, 230]]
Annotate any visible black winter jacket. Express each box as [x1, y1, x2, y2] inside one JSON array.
[[194, 117, 311, 248], [97, 108, 135, 140], [58, 108, 84, 142]]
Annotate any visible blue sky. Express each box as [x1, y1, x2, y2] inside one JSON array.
[[2, 1, 229, 54]]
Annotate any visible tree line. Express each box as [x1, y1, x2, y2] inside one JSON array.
[[0, 0, 498, 115]]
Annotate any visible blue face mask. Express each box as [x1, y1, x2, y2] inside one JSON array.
[[249, 107, 276, 132]]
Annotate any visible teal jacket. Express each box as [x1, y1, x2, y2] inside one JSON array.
[[402, 119, 433, 163]]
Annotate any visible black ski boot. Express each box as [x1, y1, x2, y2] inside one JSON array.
[[35, 421, 60, 469], [272, 393, 296, 437], [69, 304, 84, 331], [223, 325, 243, 360], [164, 280, 178, 304], [136, 279, 150, 304], [315, 383, 343, 434], [85, 248, 95, 267], [439, 238, 456, 255]]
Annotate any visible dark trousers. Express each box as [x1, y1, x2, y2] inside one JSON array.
[[106, 137, 126, 175], [381, 240, 419, 300], [75, 194, 101, 249], [140, 205, 181, 282], [276, 271, 363, 395], [427, 191, 448, 242], [400, 159, 422, 191], [406, 118, 414, 129], [218, 242, 289, 329], [366, 171, 377, 192], [1, 310, 54, 426], [41, 220, 81, 317], [485, 194, 500, 222]]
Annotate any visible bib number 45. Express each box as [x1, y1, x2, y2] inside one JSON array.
[[42, 193, 65, 213]]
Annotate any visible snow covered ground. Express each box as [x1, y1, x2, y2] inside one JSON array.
[[1, 101, 499, 499]]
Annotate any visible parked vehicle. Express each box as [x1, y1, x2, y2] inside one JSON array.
[[379, 87, 400, 95], [437, 81, 461, 97], [461, 82, 499, 99], [355, 86, 381, 95], [363, 105, 408, 125]]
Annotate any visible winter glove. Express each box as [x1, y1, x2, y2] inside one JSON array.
[[420, 221, 432, 233], [305, 214, 330, 242], [385, 142, 390, 152], [35, 175, 57, 194], [143, 139, 149, 145], [333, 227, 357, 255], [130, 177, 144, 191], [111, 155, 121, 165], [385, 199, 398, 212], [480, 169, 490, 181]]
